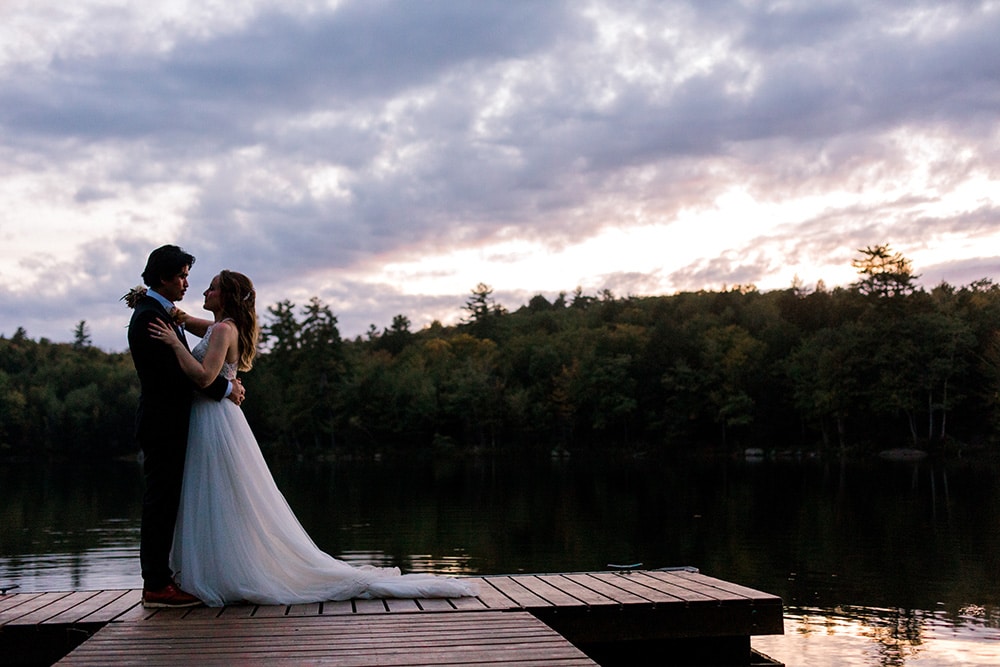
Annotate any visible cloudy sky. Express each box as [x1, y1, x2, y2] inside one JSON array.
[[2, 0, 999, 351]]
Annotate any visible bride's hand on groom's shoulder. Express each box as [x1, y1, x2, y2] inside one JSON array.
[[148, 318, 182, 348]]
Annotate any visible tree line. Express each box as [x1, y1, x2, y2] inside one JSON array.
[[3, 245, 1000, 459]]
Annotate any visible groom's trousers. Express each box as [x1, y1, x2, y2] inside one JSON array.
[[139, 437, 187, 590]]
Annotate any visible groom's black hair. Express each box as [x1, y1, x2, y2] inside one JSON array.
[[142, 244, 196, 288]]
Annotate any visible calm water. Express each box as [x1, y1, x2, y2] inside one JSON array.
[[2, 452, 999, 666]]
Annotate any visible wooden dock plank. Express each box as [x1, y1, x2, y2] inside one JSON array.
[[512, 575, 591, 608], [322, 599, 356, 615], [10, 591, 104, 625], [533, 574, 621, 607], [655, 570, 782, 607], [182, 604, 224, 620], [561, 572, 654, 606], [353, 598, 388, 614], [480, 575, 554, 608], [3, 591, 97, 625], [216, 602, 256, 618], [588, 571, 688, 604], [66, 626, 568, 649], [57, 611, 598, 666], [106, 590, 154, 623], [631, 570, 716, 602], [648, 571, 737, 602], [415, 597, 454, 612], [468, 576, 519, 609], [85, 614, 556, 642], [250, 603, 289, 617], [43, 590, 132, 625], [383, 597, 421, 613], [0, 591, 44, 615], [0, 591, 75, 625], [672, 570, 783, 602], [149, 606, 190, 621], [83, 589, 143, 624], [448, 593, 488, 611], [286, 601, 322, 616]]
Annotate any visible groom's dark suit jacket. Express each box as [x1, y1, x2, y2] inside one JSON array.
[[128, 295, 228, 444], [128, 294, 228, 589]]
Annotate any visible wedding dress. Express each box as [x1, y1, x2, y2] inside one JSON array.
[[170, 323, 477, 607]]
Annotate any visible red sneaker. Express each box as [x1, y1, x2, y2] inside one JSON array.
[[142, 583, 203, 609]]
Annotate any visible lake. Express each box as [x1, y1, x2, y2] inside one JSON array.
[[2, 451, 999, 666]]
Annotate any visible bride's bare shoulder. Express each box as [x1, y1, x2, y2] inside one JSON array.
[[210, 320, 240, 341]]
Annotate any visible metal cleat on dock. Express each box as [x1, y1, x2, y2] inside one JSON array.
[[606, 562, 642, 573]]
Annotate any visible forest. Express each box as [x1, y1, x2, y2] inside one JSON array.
[[2, 245, 1000, 459]]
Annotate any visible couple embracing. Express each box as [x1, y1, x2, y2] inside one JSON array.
[[127, 244, 475, 608]]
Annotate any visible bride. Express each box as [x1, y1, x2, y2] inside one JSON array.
[[148, 270, 476, 606]]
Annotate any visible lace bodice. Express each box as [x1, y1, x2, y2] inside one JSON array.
[[191, 322, 238, 381]]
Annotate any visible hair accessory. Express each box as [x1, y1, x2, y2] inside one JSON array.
[[243, 290, 254, 301]]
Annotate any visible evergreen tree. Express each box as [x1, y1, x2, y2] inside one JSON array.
[[851, 243, 919, 297], [72, 321, 92, 349]]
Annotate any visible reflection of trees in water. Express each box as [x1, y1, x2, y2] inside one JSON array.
[[785, 606, 924, 667], [6, 452, 1000, 661], [785, 603, 1000, 667], [860, 607, 924, 667], [0, 460, 143, 555], [756, 456, 1000, 611]]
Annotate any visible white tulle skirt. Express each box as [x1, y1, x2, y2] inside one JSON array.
[[170, 395, 477, 607]]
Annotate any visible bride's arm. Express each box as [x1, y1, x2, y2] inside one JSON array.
[[171, 308, 213, 338], [148, 318, 237, 388]]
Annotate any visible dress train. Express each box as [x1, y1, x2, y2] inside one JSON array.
[[170, 325, 477, 606]]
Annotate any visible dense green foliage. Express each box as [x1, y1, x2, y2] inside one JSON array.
[[0, 327, 138, 457], [4, 247, 1000, 458]]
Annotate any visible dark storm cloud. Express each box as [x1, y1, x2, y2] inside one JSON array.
[[1, 0, 999, 349], [174, 2, 573, 100], [0, 2, 573, 143], [0, 2, 587, 290]]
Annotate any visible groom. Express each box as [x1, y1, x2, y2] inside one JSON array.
[[128, 244, 245, 608]]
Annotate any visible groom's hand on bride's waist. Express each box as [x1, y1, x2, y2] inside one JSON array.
[[227, 377, 245, 406]]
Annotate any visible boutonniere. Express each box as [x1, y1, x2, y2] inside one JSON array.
[[170, 307, 189, 327], [121, 285, 147, 309], [121, 287, 187, 327]]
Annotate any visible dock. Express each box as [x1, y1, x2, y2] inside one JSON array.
[[0, 568, 784, 666]]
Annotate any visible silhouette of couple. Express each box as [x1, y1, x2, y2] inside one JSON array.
[[128, 245, 475, 608]]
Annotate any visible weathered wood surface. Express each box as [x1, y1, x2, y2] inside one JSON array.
[[1, 589, 143, 628], [56, 611, 597, 666], [0, 569, 783, 665], [0, 569, 782, 631]]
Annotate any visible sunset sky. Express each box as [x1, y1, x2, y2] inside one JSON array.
[[2, 1, 999, 350]]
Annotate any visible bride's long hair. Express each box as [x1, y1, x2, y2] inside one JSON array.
[[217, 270, 259, 371]]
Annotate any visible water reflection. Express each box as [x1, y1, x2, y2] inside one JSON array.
[[336, 550, 476, 576], [2, 453, 999, 666], [0, 518, 142, 592], [753, 604, 1000, 667]]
